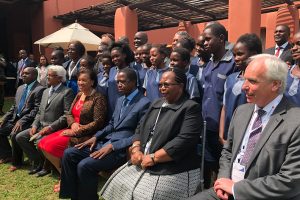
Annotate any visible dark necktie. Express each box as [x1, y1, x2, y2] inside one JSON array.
[[240, 109, 266, 165], [17, 85, 28, 115], [119, 98, 129, 120], [275, 46, 281, 57]]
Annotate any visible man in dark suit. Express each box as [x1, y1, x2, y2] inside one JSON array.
[[59, 68, 150, 200], [265, 24, 293, 64], [16, 49, 32, 87], [0, 67, 44, 171], [189, 54, 300, 200], [16, 65, 74, 175]]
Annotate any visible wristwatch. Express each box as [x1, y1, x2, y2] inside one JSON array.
[[150, 153, 156, 164]]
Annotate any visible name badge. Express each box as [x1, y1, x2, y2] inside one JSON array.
[[232, 162, 245, 182]]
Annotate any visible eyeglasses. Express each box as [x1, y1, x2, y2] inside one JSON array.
[[158, 82, 180, 88]]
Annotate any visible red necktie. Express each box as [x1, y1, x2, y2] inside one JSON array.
[[275, 47, 281, 57]]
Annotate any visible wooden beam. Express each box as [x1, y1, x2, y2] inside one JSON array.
[[116, 0, 154, 9], [117, 0, 190, 21], [215, 0, 229, 4], [164, 0, 216, 20]]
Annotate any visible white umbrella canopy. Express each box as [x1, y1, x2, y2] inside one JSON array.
[[34, 22, 101, 51]]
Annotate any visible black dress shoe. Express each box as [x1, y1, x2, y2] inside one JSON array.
[[36, 169, 51, 177], [28, 166, 42, 175]]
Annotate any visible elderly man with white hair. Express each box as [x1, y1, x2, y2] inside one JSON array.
[[189, 54, 300, 200], [16, 65, 74, 175]]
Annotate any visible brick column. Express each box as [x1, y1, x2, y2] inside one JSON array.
[[228, 0, 261, 43], [114, 6, 138, 49]]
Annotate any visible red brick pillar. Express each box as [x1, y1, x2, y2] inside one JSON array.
[[228, 0, 261, 43], [114, 6, 138, 49]]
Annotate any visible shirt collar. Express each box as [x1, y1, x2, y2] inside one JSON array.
[[50, 83, 62, 92], [276, 41, 288, 49], [26, 80, 36, 90], [159, 65, 169, 71], [210, 49, 233, 62], [125, 88, 139, 102], [254, 94, 283, 116]]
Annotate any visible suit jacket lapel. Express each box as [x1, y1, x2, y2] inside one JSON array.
[[21, 82, 38, 112], [25, 81, 38, 103], [47, 85, 62, 106], [115, 93, 141, 127], [16, 85, 25, 106], [113, 96, 123, 127], [232, 104, 254, 162], [280, 49, 288, 60], [245, 98, 287, 171]]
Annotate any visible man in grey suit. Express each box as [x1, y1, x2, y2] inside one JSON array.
[[264, 24, 293, 64], [189, 54, 300, 200], [16, 65, 74, 175], [0, 67, 45, 171]]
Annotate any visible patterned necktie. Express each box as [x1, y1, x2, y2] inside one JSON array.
[[275, 46, 281, 57], [240, 109, 266, 165], [17, 85, 28, 115], [119, 98, 129, 120]]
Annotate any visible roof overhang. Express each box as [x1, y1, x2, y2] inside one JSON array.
[[54, 0, 298, 31]]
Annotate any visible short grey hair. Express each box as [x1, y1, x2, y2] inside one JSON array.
[[250, 54, 288, 94], [48, 65, 66, 82]]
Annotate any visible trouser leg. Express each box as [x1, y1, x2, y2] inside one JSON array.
[[77, 150, 126, 200], [204, 130, 222, 188], [59, 147, 90, 199], [188, 188, 220, 200], [15, 128, 42, 165], [0, 122, 14, 159], [11, 132, 24, 166]]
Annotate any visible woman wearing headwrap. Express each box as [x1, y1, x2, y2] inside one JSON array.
[[100, 68, 203, 200]]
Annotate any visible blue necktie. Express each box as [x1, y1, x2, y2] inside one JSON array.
[[17, 85, 28, 115], [119, 98, 129, 120]]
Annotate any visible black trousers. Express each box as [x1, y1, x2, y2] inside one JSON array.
[[0, 121, 30, 165], [59, 144, 127, 200], [204, 130, 223, 188]]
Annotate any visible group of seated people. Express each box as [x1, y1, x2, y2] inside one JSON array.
[[0, 21, 300, 200]]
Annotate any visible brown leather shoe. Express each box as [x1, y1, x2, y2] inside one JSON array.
[[0, 157, 12, 164]]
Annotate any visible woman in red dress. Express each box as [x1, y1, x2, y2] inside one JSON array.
[[38, 69, 107, 191]]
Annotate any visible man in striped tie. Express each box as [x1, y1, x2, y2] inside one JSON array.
[[189, 54, 300, 200]]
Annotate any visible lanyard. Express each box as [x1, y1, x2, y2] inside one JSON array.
[[144, 103, 165, 155], [68, 59, 81, 80]]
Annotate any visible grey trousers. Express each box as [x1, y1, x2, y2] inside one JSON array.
[[15, 128, 43, 165], [188, 188, 234, 200]]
